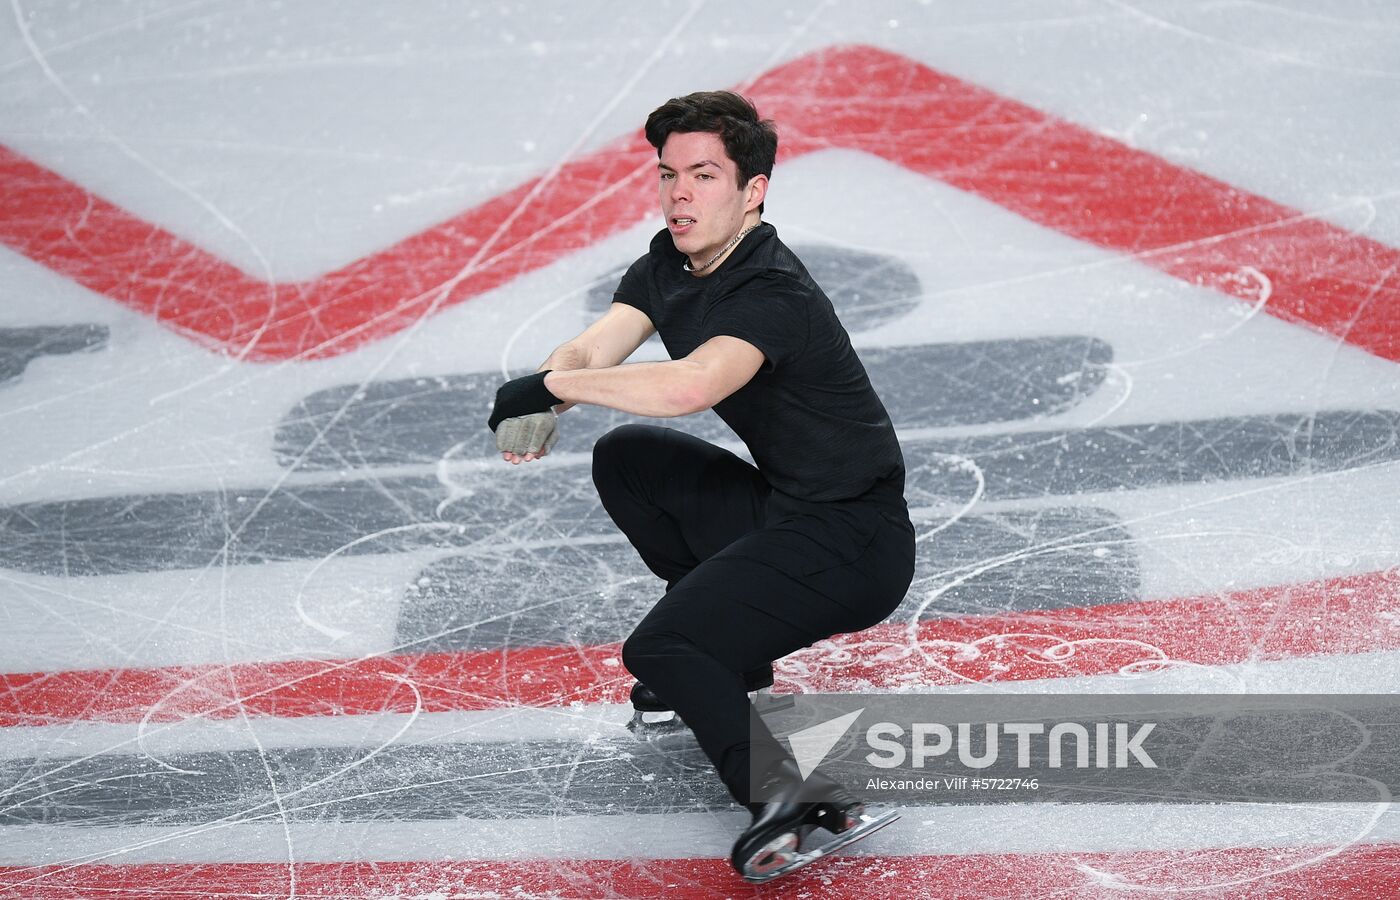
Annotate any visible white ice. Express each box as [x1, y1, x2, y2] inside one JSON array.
[[2, 1, 1400, 896]]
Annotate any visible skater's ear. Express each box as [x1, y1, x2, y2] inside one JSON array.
[[742, 174, 767, 216]]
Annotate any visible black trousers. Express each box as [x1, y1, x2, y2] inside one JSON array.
[[592, 424, 915, 805]]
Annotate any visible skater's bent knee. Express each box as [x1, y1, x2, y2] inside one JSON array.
[[620, 629, 662, 677], [593, 425, 660, 488], [621, 627, 695, 680], [593, 424, 665, 461]]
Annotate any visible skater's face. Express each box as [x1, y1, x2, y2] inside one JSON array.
[[658, 131, 766, 274]]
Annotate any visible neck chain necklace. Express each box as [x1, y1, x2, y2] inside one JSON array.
[[683, 224, 758, 274]]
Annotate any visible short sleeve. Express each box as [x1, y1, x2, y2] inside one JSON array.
[[700, 271, 811, 372], [610, 255, 652, 319]]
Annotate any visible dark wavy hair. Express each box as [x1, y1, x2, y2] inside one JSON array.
[[644, 91, 778, 213]]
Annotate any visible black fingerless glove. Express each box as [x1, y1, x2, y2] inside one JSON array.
[[488, 371, 563, 432]]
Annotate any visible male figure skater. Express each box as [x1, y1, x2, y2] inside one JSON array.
[[488, 91, 914, 882]]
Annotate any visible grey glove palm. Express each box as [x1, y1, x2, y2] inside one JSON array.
[[495, 411, 559, 456]]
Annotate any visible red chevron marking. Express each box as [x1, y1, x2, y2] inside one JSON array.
[[2, 45, 1396, 363], [2, 568, 1395, 727]]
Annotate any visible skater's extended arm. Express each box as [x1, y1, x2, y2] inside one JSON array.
[[537, 303, 657, 412], [496, 303, 661, 464], [543, 335, 764, 417], [491, 334, 762, 464]]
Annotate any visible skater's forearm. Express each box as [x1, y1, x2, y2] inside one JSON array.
[[543, 335, 764, 418], [543, 359, 711, 418], [538, 304, 658, 414]]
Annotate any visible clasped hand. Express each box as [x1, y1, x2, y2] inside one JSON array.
[[488, 371, 563, 464]]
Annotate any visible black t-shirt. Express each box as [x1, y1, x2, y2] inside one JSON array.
[[612, 223, 904, 502]]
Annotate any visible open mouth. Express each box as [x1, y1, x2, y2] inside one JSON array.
[[670, 217, 696, 230]]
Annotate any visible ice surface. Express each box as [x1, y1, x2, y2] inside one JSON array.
[[3, 1, 1400, 897]]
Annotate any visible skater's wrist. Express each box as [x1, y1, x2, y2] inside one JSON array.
[[488, 371, 563, 432], [539, 342, 589, 373]]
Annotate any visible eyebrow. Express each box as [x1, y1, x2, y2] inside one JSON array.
[[657, 159, 724, 172]]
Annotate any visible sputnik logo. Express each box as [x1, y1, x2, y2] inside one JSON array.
[[786, 708, 864, 780]]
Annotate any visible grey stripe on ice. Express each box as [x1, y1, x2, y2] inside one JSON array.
[[0, 468, 611, 576], [0, 325, 109, 386], [2, 410, 1393, 576], [903, 410, 1400, 501], [7, 696, 1399, 825], [271, 337, 1113, 470], [0, 739, 727, 825], [394, 508, 1138, 653]]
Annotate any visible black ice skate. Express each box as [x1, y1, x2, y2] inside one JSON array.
[[626, 666, 775, 740], [731, 758, 899, 884]]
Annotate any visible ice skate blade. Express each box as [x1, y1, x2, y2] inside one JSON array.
[[626, 709, 687, 741], [740, 810, 900, 884], [743, 831, 801, 880]]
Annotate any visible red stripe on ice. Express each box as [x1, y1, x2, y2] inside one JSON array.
[[1, 44, 1397, 363], [2, 569, 1396, 727], [3, 844, 1399, 898]]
